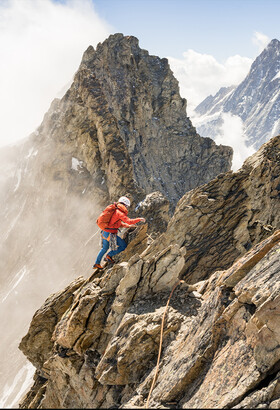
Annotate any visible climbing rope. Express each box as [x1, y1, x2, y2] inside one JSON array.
[[145, 279, 184, 409], [84, 229, 100, 246], [147, 233, 155, 243]]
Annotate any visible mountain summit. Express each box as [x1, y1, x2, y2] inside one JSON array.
[[194, 38, 280, 150], [77, 33, 232, 205]]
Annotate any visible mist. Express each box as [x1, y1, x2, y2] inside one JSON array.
[[168, 50, 252, 115], [0, 0, 110, 148], [0, 3, 268, 406], [215, 113, 255, 171], [0, 2, 110, 398], [0, 133, 104, 406], [168, 31, 270, 115]]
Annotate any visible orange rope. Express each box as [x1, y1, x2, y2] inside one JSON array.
[[145, 279, 184, 408]]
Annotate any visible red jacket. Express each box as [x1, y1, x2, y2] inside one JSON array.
[[104, 203, 142, 234]]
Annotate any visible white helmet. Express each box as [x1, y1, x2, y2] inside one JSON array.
[[118, 196, 131, 208]]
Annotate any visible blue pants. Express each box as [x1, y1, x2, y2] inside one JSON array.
[[94, 231, 127, 265]]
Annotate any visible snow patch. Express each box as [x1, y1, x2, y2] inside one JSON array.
[[2, 266, 27, 303], [71, 157, 83, 172], [272, 71, 280, 81], [25, 147, 38, 159], [13, 169, 22, 192], [4, 199, 26, 241], [212, 87, 235, 108], [271, 117, 280, 137], [0, 362, 35, 408], [214, 113, 255, 171], [192, 111, 221, 128], [269, 90, 280, 105]]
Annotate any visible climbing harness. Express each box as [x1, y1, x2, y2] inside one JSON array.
[[109, 233, 118, 251], [145, 279, 185, 409], [100, 231, 118, 251]]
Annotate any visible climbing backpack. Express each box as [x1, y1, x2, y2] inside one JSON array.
[[96, 203, 118, 231]]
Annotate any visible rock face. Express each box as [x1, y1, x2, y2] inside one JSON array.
[[19, 136, 280, 409], [0, 33, 232, 406], [147, 135, 280, 284], [194, 39, 280, 150], [34, 32, 233, 210], [78, 33, 232, 205]]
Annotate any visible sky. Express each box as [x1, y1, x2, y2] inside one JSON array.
[[0, 0, 279, 165], [92, 0, 277, 60]]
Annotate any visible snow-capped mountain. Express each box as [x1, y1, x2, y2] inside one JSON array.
[[193, 39, 280, 151]]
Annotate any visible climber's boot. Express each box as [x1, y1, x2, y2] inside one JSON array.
[[93, 264, 104, 270], [105, 255, 115, 265]]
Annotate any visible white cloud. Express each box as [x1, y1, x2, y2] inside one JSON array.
[[252, 31, 270, 53], [214, 113, 255, 171], [168, 50, 252, 115], [0, 0, 111, 148]]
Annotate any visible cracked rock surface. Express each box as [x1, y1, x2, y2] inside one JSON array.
[[146, 135, 280, 284], [19, 136, 280, 409], [0, 32, 233, 401]]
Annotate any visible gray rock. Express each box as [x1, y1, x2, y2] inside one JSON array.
[[18, 136, 280, 409]]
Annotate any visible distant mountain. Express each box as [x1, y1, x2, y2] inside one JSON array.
[[194, 39, 280, 150]]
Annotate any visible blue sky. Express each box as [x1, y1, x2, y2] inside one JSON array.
[[0, 0, 279, 150], [92, 0, 280, 61]]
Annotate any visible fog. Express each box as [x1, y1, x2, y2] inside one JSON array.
[[0, 136, 103, 407], [0, 3, 270, 406], [0, 2, 110, 399], [168, 51, 252, 115], [168, 31, 270, 115], [213, 113, 256, 171], [0, 0, 110, 148]]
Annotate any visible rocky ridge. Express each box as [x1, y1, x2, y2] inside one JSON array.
[[77, 33, 232, 205], [34, 32, 233, 211], [0, 33, 232, 406], [145, 135, 280, 283], [19, 135, 280, 408]]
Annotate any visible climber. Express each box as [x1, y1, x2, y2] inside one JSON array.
[[93, 196, 146, 269]]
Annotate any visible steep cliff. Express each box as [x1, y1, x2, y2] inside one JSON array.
[[0, 33, 232, 406], [77, 33, 232, 205], [145, 135, 280, 283], [19, 135, 280, 409], [33, 32, 233, 210]]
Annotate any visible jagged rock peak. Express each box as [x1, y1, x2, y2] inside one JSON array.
[[247, 38, 280, 84], [264, 38, 280, 51], [194, 38, 280, 150], [73, 32, 233, 205], [82, 33, 155, 64]]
